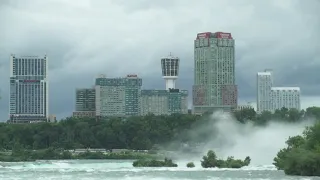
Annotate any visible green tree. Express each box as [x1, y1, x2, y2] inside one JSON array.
[[273, 122, 320, 176], [201, 150, 250, 168], [201, 150, 217, 168]]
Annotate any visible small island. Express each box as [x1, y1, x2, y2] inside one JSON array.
[[132, 158, 178, 167], [186, 162, 195, 168], [201, 150, 251, 168], [273, 122, 320, 176]]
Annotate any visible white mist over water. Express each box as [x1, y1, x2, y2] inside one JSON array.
[[175, 111, 315, 165]]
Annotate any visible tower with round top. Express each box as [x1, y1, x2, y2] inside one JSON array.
[[161, 53, 179, 90]]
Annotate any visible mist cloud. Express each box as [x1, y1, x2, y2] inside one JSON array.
[[169, 111, 315, 165]]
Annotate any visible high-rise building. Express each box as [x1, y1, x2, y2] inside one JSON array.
[[161, 54, 179, 90], [9, 54, 49, 123], [193, 32, 237, 114], [95, 74, 142, 118], [270, 87, 301, 112], [140, 89, 188, 116], [73, 88, 96, 118], [257, 70, 273, 113]]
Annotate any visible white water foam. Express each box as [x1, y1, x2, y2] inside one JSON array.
[[0, 160, 277, 172], [0, 160, 309, 180]]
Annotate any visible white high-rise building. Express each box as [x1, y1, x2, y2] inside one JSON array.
[[161, 54, 179, 90], [270, 87, 301, 112], [256, 69, 273, 114], [9, 54, 49, 123]]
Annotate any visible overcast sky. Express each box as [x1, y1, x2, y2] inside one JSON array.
[[0, 0, 319, 121]]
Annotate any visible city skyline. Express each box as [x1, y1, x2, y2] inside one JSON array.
[[4, 51, 306, 121], [0, 0, 319, 120]]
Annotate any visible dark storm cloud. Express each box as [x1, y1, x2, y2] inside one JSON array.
[[0, 0, 319, 121]]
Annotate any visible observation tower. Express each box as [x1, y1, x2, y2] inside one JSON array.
[[161, 53, 180, 90]]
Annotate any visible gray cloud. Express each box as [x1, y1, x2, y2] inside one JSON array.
[[0, 0, 319, 121]]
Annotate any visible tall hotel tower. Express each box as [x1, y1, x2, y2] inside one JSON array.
[[256, 69, 273, 114], [161, 54, 179, 90], [9, 54, 49, 123], [193, 32, 237, 114]]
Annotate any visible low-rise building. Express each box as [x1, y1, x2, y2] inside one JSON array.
[[48, 114, 57, 122], [73, 111, 95, 118], [236, 103, 254, 111], [140, 88, 188, 116], [270, 87, 301, 112]]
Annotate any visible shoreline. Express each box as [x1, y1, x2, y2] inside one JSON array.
[[0, 149, 162, 162]]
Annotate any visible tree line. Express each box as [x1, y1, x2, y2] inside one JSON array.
[[1, 106, 320, 151]]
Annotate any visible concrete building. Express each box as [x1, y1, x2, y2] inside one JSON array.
[[9, 54, 49, 123], [73, 88, 96, 118], [161, 54, 179, 90], [256, 70, 273, 114], [193, 32, 237, 114], [236, 103, 254, 111], [95, 74, 142, 118], [140, 89, 188, 116], [73, 111, 96, 118], [270, 87, 301, 112], [139, 53, 187, 116], [48, 114, 57, 123]]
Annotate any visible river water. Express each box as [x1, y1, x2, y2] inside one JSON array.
[[0, 160, 319, 180]]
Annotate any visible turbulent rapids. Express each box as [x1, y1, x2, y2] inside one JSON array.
[[0, 159, 304, 180]]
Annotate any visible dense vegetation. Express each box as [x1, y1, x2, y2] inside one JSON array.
[[132, 150, 250, 168], [1, 107, 319, 152], [273, 122, 320, 176], [132, 158, 178, 167], [0, 106, 320, 164], [201, 150, 251, 168], [186, 162, 195, 168], [0, 147, 155, 162]]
